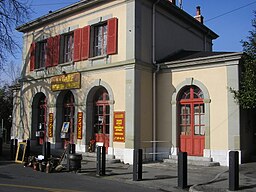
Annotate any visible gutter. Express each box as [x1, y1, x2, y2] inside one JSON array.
[[152, 0, 161, 162]]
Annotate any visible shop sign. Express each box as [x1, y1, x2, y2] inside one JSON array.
[[51, 72, 81, 91], [77, 112, 83, 139], [113, 112, 125, 142], [48, 113, 53, 137]]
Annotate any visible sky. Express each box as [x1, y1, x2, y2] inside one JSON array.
[[3, 0, 256, 83]]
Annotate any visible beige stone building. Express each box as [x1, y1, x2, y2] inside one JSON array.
[[13, 0, 255, 166]]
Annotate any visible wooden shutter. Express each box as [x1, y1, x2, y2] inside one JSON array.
[[107, 17, 118, 55], [59, 35, 65, 64], [52, 35, 60, 66], [81, 25, 90, 60], [73, 28, 82, 62], [46, 37, 54, 67], [29, 42, 35, 71]]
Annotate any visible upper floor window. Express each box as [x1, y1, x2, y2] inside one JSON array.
[[29, 18, 118, 71], [60, 32, 74, 63], [92, 23, 108, 57], [35, 40, 46, 69]]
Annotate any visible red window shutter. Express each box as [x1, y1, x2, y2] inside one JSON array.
[[73, 28, 82, 62], [46, 37, 54, 67], [107, 17, 118, 55], [29, 42, 35, 71], [81, 25, 90, 60], [52, 35, 60, 66]]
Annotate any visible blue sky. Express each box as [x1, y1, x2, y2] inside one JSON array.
[[3, 0, 256, 83], [25, 0, 256, 52]]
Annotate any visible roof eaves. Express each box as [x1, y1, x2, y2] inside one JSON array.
[[16, 0, 104, 32], [161, 52, 244, 69]]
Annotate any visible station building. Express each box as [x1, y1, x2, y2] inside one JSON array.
[[12, 0, 255, 166]]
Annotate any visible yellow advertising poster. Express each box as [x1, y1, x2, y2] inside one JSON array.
[[77, 112, 83, 139], [48, 113, 53, 137], [51, 72, 81, 91], [113, 112, 125, 142]]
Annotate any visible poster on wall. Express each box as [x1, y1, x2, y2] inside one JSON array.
[[48, 113, 53, 137], [113, 112, 125, 142], [77, 112, 83, 139]]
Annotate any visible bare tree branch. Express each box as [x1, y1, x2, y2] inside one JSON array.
[[0, 0, 31, 69]]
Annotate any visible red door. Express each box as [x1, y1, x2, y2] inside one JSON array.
[[94, 88, 110, 152], [179, 86, 205, 156]]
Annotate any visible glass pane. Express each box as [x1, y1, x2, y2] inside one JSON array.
[[195, 114, 199, 125], [106, 125, 109, 134], [194, 126, 200, 135], [106, 115, 109, 124], [99, 106, 103, 114], [106, 105, 110, 114], [200, 126, 205, 135]]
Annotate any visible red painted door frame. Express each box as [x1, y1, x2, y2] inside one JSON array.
[[94, 90, 110, 152], [179, 87, 205, 156]]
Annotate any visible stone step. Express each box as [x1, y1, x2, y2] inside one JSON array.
[[163, 155, 220, 167]]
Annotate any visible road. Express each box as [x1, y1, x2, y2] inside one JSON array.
[[0, 160, 159, 192]]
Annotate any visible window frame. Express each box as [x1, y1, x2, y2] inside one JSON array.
[[60, 32, 74, 64], [35, 40, 47, 69]]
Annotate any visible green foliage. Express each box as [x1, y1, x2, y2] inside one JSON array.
[[231, 11, 256, 109]]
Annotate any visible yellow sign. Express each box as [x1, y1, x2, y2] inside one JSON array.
[[48, 113, 53, 137], [113, 112, 125, 142], [77, 112, 83, 139], [51, 72, 81, 91]]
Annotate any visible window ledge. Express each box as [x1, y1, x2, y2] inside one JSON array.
[[89, 54, 108, 61], [59, 61, 74, 66], [35, 67, 46, 72]]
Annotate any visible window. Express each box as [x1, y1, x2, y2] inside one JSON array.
[[29, 18, 118, 71], [35, 40, 47, 69], [92, 23, 108, 57], [60, 32, 74, 63]]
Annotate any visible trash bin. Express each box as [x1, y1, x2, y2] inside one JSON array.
[[69, 154, 82, 172]]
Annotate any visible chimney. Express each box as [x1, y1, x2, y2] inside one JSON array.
[[194, 6, 204, 24], [169, 0, 176, 5]]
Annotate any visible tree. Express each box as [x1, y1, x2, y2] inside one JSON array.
[[0, 84, 13, 142], [230, 11, 256, 109], [0, 0, 30, 69]]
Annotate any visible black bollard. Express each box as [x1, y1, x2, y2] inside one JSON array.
[[46, 142, 51, 159], [42, 142, 47, 159], [133, 149, 143, 181], [10, 139, 14, 160], [67, 144, 70, 171], [229, 151, 239, 191], [96, 146, 102, 176], [26, 140, 30, 158], [14, 139, 18, 159], [101, 146, 106, 176], [0, 138, 2, 156], [178, 152, 187, 189]]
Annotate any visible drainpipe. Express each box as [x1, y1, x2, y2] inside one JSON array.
[[152, 0, 160, 161]]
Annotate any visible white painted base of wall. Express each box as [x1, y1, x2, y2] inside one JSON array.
[[170, 147, 241, 166], [204, 149, 241, 166], [110, 147, 134, 164]]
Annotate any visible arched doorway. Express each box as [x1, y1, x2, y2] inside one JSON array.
[[178, 85, 205, 156], [93, 87, 110, 151], [31, 93, 47, 145], [56, 90, 75, 149]]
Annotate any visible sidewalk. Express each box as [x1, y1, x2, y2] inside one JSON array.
[[1, 143, 256, 192]]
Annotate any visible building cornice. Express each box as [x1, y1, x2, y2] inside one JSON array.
[[161, 52, 244, 72]]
